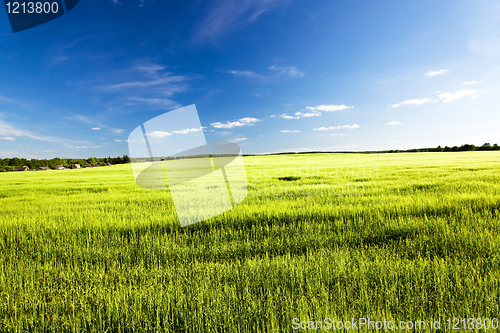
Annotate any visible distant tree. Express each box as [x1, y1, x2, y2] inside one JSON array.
[[480, 143, 492, 151], [88, 157, 99, 166]]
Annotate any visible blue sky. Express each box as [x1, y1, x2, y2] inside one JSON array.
[[0, 0, 499, 158]]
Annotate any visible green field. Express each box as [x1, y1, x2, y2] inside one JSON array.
[[1, 152, 500, 332]]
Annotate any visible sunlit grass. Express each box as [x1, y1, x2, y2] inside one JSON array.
[[0, 152, 499, 332]]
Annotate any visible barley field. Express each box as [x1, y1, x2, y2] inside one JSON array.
[[0, 152, 499, 332]]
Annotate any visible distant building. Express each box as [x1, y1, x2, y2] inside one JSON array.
[[85, 164, 92, 168], [70, 164, 81, 169], [56, 165, 65, 170], [37, 166, 51, 171], [106, 163, 112, 166], [14, 166, 29, 171]]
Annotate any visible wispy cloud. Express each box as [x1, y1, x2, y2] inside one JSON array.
[[280, 130, 300, 133], [425, 69, 448, 77], [463, 80, 484, 85], [439, 89, 477, 102], [306, 105, 353, 112], [0, 119, 88, 147], [390, 98, 438, 108], [227, 65, 304, 80], [313, 124, 359, 131], [390, 89, 478, 108], [171, 127, 204, 134], [70, 114, 123, 134], [211, 117, 260, 129], [0, 136, 15, 141], [0, 94, 36, 110], [226, 70, 265, 79], [280, 104, 352, 119], [194, 0, 286, 41], [231, 137, 248, 142], [128, 97, 181, 109], [115, 139, 122, 142], [94, 75, 185, 93], [386, 121, 402, 126], [76, 145, 104, 149], [50, 56, 68, 67], [279, 113, 300, 119], [147, 131, 172, 138], [85, 63, 188, 113], [268, 65, 304, 77], [294, 110, 321, 117]]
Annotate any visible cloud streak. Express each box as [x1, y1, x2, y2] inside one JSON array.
[[425, 69, 448, 77], [211, 117, 260, 129], [70, 114, 123, 134], [439, 89, 477, 102], [194, 0, 286, 41], [390, 98, 437, 108], [314, 124, 359, 131], [280, 104, 353, 119], [390, 89, 478, 108], [306, 105, 353, 112], [0, 119, 88, 147], [227, 65, 304, 80]]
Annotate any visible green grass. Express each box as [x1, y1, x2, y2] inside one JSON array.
[[1, 152, 500, 332]]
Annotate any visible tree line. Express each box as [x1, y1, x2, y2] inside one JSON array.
[[0, 155, 131, 172]]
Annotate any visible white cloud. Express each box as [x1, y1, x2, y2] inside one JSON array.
[[280, 130, 300, 133], [231, 137, 248, 142], [227, 70, 265, 79], [211, 117, 260, 129], [115, 139, 122, 142], [314, 124, 359, 131], [282, 104, 353, 119], [306, 105, 353, 112], [270, 115, 275, 118], [439, 89, 477, 102], [295, 110, 321, 117], [390, 97, 437, 108], [463, 80, 484, 85], [92, 127, 101, 131], [268, 65, 304, 77], [386, 121, 402, 126], [425, 69, 448, 77], [171, 127, 204, 134], [147, 131, 172, 138], [0, 136, 15, 141], [279, 113, 300, 119]]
